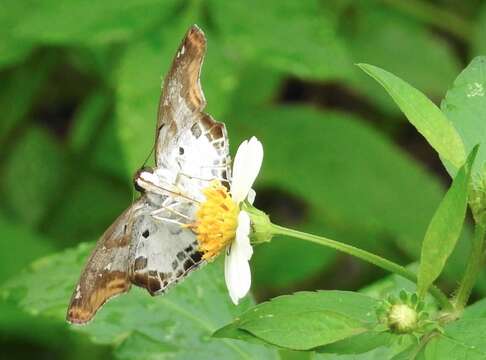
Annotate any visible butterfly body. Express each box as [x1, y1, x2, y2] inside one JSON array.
[[67, 25, 231, 325]]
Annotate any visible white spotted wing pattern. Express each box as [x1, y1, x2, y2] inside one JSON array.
[[67, 25, 231, 324]]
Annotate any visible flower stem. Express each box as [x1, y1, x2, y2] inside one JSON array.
[[271, 223, 452, 310], [454, 223, 486, 310]]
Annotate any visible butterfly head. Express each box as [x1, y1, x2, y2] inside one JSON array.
[[133, 166, 154, 193]]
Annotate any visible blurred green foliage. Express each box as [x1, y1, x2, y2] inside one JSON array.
[[1, 0, 485, 359]]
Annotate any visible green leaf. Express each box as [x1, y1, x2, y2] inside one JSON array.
[[279, 350, 314, 360], [0, 243, 277, 360], [342, 5, 461, 116], [422, 318, 486, 359], [0, 2, 33, 68], [68, 90, 111, 154], [358, 63, 466, 171], [0, 300, 82, 355], [0, 57, 51, 145], [44, 173, 129, 247], [441, 57, 486, 178], [1, 126, 68, 227], [472, 4, 486, 57], [315, 338, 416, 360], [214, 291, 379, 351], [462, 297, 486, 319], [0, 216, 54, 284], [7, 0, 178, 47], [391, 344, 423, 360], [209, 0, 351, 81], [92, 113, 130, 181], [417, 147, 478, 298], [316, 331, 395, 355]]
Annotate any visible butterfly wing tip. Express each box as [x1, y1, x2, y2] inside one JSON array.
[[66, 307, 93, 326], [189, 24, 204, 34], [187, 24, 206, 43]]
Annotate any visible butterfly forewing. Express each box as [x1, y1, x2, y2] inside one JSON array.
[[155, 25, 231, 188]]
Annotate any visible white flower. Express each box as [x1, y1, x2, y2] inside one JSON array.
[[224, 137, 263, 304], [149, 136, 264, 305]]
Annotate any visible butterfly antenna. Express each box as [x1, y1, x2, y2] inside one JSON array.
[[142, 143, 156, 168], [132, 143, 156, 206]]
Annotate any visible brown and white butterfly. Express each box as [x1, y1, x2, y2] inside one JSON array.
[[66, 25, 232, 324]]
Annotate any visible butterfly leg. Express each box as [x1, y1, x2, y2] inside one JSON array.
[[178, 171, 228, 183], [151, 203, 191, 222], [149, 196, 196, 228], [136, 170, 200, 204]]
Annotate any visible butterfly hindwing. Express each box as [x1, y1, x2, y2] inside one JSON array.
[[67, 200, 144, 324], [128, 197, 204, 295]]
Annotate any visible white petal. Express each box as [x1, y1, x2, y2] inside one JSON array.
[[224, 211, 253, 305], [247, 188, 256, 205], [224, 246, 252, 305], [231, 137, 263, 203], [235, 211, 253, 260]]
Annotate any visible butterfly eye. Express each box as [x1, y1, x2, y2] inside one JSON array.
[[133, 166, 154, 193]]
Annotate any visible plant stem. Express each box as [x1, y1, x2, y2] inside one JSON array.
[[454, 223, 486, 310], [271, 223, 452, 310], [382, 0, 473, 42]]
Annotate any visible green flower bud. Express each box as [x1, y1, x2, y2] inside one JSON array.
[[377, 290, 432, 335], [387, 303, 418, 333], [243, 204, 273, 244]]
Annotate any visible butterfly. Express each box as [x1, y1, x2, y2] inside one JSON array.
[[67, 25, 231, 324]]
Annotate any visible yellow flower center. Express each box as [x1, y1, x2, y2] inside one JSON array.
[[192, 180, 239, 260]]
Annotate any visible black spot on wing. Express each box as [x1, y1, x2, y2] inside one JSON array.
[[132, 272, 146, 287], [134, 256, 148, 271], [148, 276, 162, 293], [183, 259, 194, 272], [148, 270, 158, 277], [191, 123, 202, 138], [190, 251, 203, 263]]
